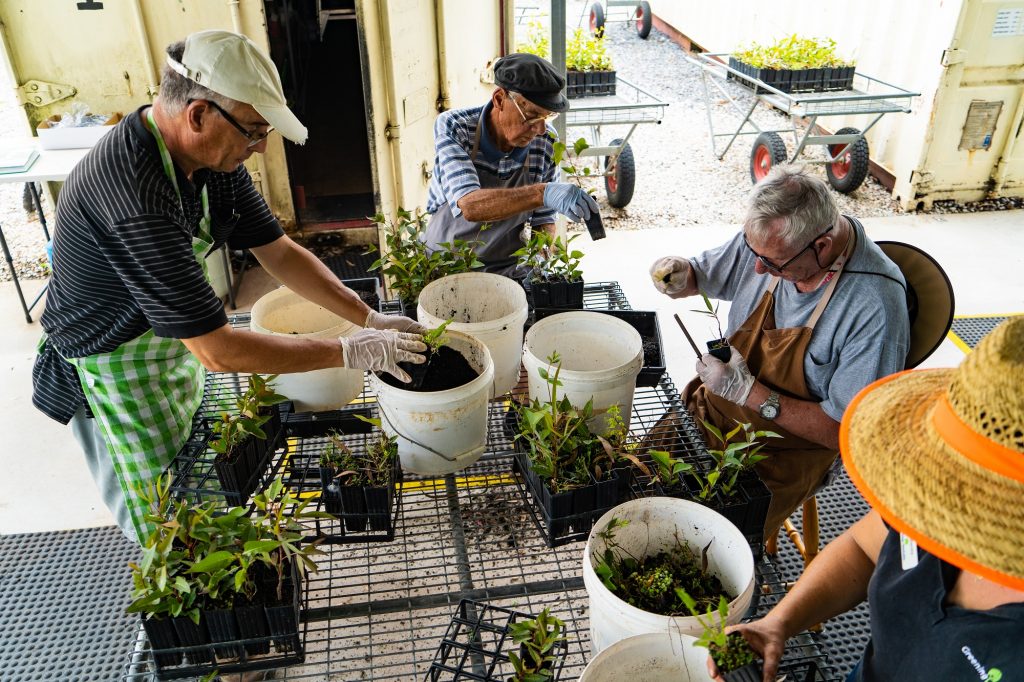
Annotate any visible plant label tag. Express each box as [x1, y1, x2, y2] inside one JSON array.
[[900, 533, 919, 570]]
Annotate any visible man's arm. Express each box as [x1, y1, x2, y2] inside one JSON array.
[[182, 324, 343, 374], [711, 511, 887, 681], [745, 381, 840, 450], [456, 185, 546, 223], [249, 235, 372, 326]]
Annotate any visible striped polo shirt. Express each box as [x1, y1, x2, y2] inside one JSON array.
[[32, 106, 283, 424], [425, 103, 557, 226]]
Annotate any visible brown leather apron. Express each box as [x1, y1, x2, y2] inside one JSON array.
[[684, 252, 850, 539]]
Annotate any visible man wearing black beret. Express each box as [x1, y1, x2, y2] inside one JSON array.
[[423, 53, 598, 277]]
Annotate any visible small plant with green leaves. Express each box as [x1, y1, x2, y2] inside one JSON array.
[[592, 518, 728, 617], [329, 414, 398, 489], [692, 420, 780, 501], [691, 291, 726, 345], [513, 231, 584, 284], [367, 209, 484, 304], [686, 595, 759, 676], [422, 318, 453, 354], [566, 28, 613, 72], [209, 374, 288, 458], [507, 608, 566, 682], [734, 34, 853, 70], [319, 432, 351, 470], [516, 19, 550, 59], [646, 449, 694, 491]]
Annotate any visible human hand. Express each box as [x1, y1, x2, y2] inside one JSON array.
[[542, 182, 599, 223], [705, 618, 788, 682], [339, 329, 426, 383], [649, 256, 692, 297], [365, 310, 428, 335], [697, 346, 754, 406]]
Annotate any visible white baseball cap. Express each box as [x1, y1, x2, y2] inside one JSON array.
[[165, 29, 308, 144]]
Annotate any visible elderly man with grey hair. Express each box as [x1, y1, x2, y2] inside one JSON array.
[[33, 30, 425, 544], [650, 165, 909, 541]]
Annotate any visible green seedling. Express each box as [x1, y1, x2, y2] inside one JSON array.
[[507, 608, 566, 682]]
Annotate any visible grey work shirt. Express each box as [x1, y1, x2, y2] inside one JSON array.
[[690, 216, 910, 421]]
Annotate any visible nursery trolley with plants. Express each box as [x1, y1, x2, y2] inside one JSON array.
[[563, 77, 667, 209], [686, 52, 918, 193]]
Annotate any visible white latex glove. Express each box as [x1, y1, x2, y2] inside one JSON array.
[[339, 329, 426, 383], [696, 346, 755, 406], [649, 256, 692, 297], [365, 310, 428, 335]]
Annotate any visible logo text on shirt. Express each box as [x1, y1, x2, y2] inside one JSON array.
[[961, 646, 1002, 681]]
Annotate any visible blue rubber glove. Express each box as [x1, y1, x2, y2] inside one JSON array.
[[542, 183, 599, 223]]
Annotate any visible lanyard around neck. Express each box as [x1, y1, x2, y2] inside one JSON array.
[[144, 109, 210, 229]]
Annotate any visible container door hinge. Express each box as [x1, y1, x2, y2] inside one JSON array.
[[385, 124, 401, 140], [941, 48, 967, 67], [16, 79, 77, 107]]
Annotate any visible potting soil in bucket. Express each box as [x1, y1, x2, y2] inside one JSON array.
[[417, 272, 528, 396], [523, 311, 642, 433], [369, 330, 494, 476], [582, 497, 755, 654], [579, 633, 714, 682], [250, 287, 364, 412]]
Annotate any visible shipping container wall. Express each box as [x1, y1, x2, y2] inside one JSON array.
[[653, 0, 1024, 208]]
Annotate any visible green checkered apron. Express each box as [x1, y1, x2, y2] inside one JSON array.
[[64, 110, 212, 539]]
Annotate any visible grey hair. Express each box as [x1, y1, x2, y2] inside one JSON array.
[[158, 41, 237, 114], [744, 165, 839, 248]]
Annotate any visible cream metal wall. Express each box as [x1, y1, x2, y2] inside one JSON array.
[[653, 0, 1024, 209], [0, 0, 500, 229]]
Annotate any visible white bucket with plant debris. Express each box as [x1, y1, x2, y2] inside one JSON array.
[[250, 286, 364, 412], [582, 497, 754, 655], [580, 632, 713, 682], [523, 311, 642, 433], [368, 330, 494, 476], [417, 272, 528, 396]]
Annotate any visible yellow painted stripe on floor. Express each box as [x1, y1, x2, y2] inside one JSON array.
[[946, 330, 973, 355]]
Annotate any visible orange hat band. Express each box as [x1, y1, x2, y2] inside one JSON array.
[[931, 395, 1024, 484]]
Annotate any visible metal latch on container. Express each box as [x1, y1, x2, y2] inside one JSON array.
[[16, 79, 77, 107], [941, 48, 967, 67], [385, 124, 401, 140]]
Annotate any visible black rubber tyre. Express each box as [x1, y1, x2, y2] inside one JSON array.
[[749, 132, 788, 184], [589, 2, 605, 35], [826, 127, 870, 193], [636, 1, 652, 39], [605, 139, 636, 208]]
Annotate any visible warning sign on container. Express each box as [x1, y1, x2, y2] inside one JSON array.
[[959, 100, 1003, 151]]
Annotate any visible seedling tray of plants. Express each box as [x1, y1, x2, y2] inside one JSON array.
[[280, 408, 404, 544], [141, 554, 306, 680], [426, 599, 568, 681]]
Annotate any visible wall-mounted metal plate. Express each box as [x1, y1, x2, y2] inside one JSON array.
[[958, 99, 1003, 151], [16, 79, 77, 107]]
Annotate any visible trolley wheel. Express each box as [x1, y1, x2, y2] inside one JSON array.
[[826, 127, 870, 193], [605, 139, 636, 208], [750, 132, 788, 184], [636, 1, 652, 39], [589, 2, 606, 35]]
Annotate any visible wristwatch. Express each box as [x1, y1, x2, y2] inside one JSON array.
[[758, 390, 781, 421]]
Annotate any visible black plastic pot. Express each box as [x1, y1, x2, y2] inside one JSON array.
[[530, 279, 584, 310], [142, 616, 181, 668], [338, 485, 369, 532], [722, 662, 763, 682], [565, 70, 586, 98], [341, 276, 382, 312], [707, 338, 731, 362], [265, 566, 302, 653], [585, 69, 616, 96], [204, 607, 242, 659], [729, 57, 854, 94], [234, 603, 271, 656], [585, 211, 606, 241], [739, 474, 772, 543], [213, 404, 285, 504], [399, 297, 419, 321], [171, 615, 212, 665]]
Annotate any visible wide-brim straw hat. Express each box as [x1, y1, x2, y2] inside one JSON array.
[[840, 316, 1024, 590]]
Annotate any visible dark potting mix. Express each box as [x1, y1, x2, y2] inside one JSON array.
[[380, 345, 479, 392]]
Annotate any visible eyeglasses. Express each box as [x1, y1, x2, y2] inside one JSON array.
[[190, 99, 274, 148], [508, 92, 559, 127], [744, 224, 833, 274]]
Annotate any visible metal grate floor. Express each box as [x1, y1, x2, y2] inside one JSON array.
[[949, 315, 1016, 352], [0, 526, 139, 681]]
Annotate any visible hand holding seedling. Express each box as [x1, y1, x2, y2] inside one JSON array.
[[649, 255, 693, 297], [697, 346, 755, 406], [339, 328, 426, 383], [705, 616, 788, 682]]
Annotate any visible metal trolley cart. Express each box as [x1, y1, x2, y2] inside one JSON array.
[[580, 1, 653, 39], [564, 77, 667, 208], [688, 52, 919, 193]]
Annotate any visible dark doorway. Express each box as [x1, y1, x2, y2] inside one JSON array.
[[266, 0, 375, 228]]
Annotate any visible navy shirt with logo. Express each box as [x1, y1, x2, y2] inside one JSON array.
[[856, 529, 1024, 681]]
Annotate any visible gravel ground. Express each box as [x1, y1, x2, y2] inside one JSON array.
[[1, 8, 1021, 281]]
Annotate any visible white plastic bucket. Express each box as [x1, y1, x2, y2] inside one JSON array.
[[579, 633, 714, 682], [583, 497, 755, 655], [417, 272, 528, 396], [249, 286, 364, 412], [368, 330, 494, 475], [523, 311, 642, 433]]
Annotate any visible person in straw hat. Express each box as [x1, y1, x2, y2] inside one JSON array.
[[33, 30, 427, 545], [709, 317, 1024, 682]]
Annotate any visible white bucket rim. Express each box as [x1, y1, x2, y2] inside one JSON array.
[[524, 310, 643, 380], [369, 329, 495, 399], [581, 632, 713, 681], [418, 272, 529, 331], [250, 286, 359, 337]]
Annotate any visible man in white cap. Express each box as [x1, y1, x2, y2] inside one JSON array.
[[33, 30, 425, 543]]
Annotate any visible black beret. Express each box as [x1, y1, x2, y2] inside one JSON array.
[[493, 53, 569, 113]]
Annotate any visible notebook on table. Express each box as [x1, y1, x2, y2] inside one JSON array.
[[0, 145, 39, 175]]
